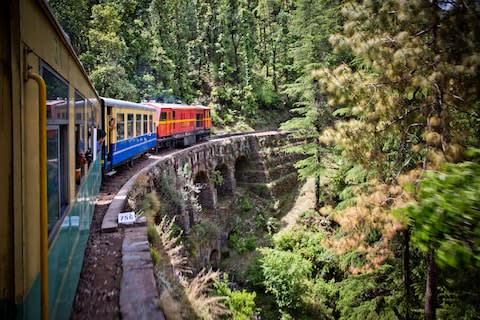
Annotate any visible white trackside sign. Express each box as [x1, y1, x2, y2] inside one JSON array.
[[118, 211, 136, 224]]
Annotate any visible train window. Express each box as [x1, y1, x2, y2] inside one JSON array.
[[196, 114, 202, 128], [75, 91, 86, 189], [41, 63, 69, 234], [75, 92, 86, 156], [143, 114, 148, 134], [150, 115, 154, 132], [42, 65, 68, 124], [117, 113, 125, 140], [127, 114, 134, 138], [160, 112, 167, 121], [136, 114, 142, 136]]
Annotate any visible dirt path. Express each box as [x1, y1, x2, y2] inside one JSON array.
[[71, 155, 158, 320], [280, 177, 316, 230]]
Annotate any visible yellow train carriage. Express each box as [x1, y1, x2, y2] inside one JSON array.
[[1, 0, 103, 319], [103, 98, 157, 170]]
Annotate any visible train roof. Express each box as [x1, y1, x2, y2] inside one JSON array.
[[143, 102, 210, 110], [102, 97, 157, 112]]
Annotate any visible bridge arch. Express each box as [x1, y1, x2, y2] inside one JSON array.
[[214, 163, 234, 198], [234, 155, 251, 183], [193, 171, 215, 211]]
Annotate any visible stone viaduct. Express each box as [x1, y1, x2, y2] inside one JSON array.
[[101, 131, 305, 319], [104, 130, 305, 265]]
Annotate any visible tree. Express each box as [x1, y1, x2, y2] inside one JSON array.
[[80, 3, 139, 99], [281, 0, 345, 209], [48, 0, 90, 54], [316, 1, 480, 319], [259, 248, 312, 311]]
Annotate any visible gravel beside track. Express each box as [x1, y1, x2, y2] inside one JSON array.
[[70, 155, 158, 320]]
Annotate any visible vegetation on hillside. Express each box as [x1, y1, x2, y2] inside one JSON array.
[[51, 0, 480, 319]]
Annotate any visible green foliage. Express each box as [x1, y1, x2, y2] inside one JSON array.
[[150, 247, 161, 265], [245, 255, 265, 289], [259, 248, 312, 310], [336, 265, 402, 320], [398, 159, 480, 268], [210, 169, 224, 187], [214, 274, 258, 320], [240, 197, 253, 213], [49, 0, 90, 53], [147, 224, 159, 244], [154, 174, 182, 222], [228, 232, 257, 254]]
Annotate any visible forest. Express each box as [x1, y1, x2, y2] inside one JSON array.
[[50, 0, 480, 319]]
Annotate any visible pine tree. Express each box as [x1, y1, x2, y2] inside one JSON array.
[[317, 1, 480, 318]]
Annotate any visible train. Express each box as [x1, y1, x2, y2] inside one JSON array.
[[0, 0, 210, 319], [102, 99, 211, 172]]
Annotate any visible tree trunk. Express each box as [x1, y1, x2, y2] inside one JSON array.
[[314, 142, 321, 211], [425, 248, 437, 320], [272, 45, 277, 91], [403, 228, 411, 320]]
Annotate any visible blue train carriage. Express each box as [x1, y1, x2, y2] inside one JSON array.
[[1, 0, 103, 319], [103, 98, 157, 172]]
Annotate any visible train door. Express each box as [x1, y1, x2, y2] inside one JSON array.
[[46, 125, 68, 233], [168, 111, 173, 136], [106, 106, 114, 169]]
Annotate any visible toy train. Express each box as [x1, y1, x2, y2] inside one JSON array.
[[0, 0, 210, 319], [102, 99, 211, 172]]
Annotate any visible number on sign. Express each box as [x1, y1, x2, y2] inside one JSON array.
[[118, 211, 136, 224]]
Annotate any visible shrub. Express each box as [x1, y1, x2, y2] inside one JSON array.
[[259, 248, 312, 310], [214, 274, 258, 320], [150, 247, 161, 265], [148, 224, 159, 244]]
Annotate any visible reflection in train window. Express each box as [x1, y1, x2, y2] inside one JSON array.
[[41, 63, 69, 234], [136, 114, 142, 136], [42, 65, 68, 124], [75, 91, 86, 153], [117, 113, 125, 141], [127, 114, 134, 138], [143, 114, 148, 134]]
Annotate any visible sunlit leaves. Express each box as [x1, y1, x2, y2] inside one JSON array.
[[399, 159, 480, 268]]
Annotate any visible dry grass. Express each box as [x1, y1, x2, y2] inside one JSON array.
[[152, 215, 230, 319], [158, 290, 184, 320], [155, 215, 192, 276], [185, 269, 230, 320]]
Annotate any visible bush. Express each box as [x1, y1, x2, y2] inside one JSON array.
[[215, 274, 258, 320], [228, 232, 257, 254], [259, 248, 312, 310], [148, 224, 159, 244], [150, 247, 161, 265]]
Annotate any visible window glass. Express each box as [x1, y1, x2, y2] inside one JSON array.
[[117, 113, 125, 140], [143, 114, 148, 134], [127, 114, 134, 138], [136, 114, 142, 136], [150, 115, 154, 132], [43, 67, 68, 124], [75, 91, 86, 185], [160, 112, 167, 121], [196, 114, 202, 128], [41, 64, 69, 234]]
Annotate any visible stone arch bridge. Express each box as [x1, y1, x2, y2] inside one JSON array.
[[102, 130, 305, 269]]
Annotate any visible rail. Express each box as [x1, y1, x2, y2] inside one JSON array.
[[28, 71, 49, 320]]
